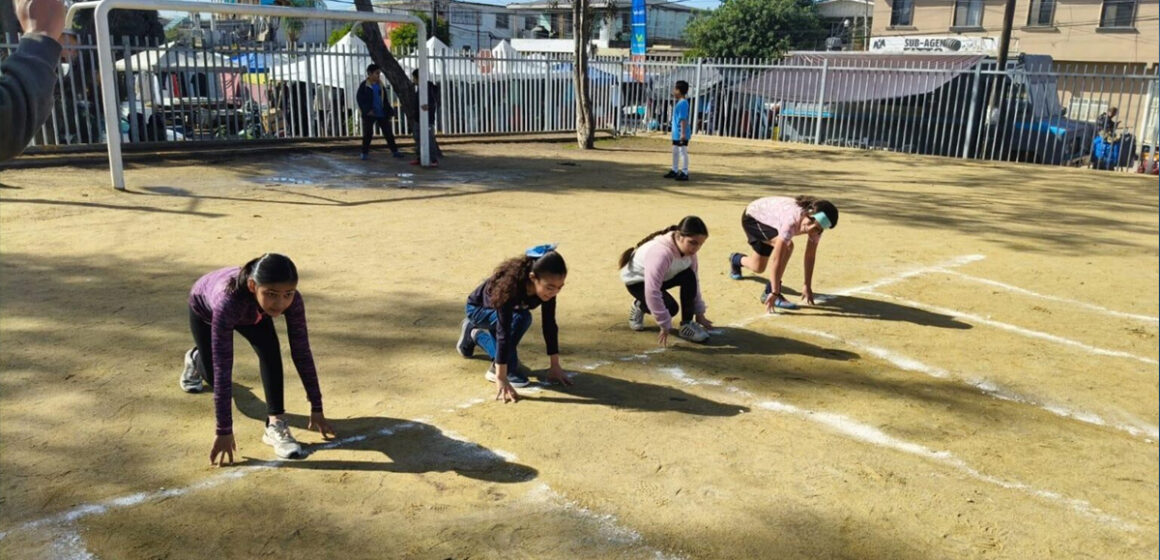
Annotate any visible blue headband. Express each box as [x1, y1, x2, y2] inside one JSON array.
[[812, 212, 833, 230], [526, 243, 558, 258]]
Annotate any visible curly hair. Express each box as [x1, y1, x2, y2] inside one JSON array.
[[488, 250, 567, 309]]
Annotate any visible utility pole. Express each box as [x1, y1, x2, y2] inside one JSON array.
[[988, 0, 1018, 137]]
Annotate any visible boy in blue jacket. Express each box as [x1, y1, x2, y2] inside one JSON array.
[[356, 64, 403, 160]]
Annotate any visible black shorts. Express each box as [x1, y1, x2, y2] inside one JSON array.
[[741, 211, 778, 257], [672, 139, 689, 147]]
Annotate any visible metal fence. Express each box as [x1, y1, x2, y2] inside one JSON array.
[[6, 33, 1158, 173]]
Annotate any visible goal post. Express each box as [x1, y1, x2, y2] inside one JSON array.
[[65, 0, 431, 190]]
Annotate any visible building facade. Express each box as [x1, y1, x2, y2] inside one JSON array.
[[871, 0, 1158, 66]]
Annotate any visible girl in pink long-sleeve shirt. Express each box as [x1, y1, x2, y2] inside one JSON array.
[[618, 216, 714, 345], [728, 195, 839, 312]]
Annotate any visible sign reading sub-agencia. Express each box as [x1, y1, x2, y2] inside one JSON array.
[[870, 36, 1002, 55]]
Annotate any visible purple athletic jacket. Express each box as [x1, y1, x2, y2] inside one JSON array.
[[189, 267, 322, 435]]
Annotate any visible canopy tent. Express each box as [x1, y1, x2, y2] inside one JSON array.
[[114, 42, 243, 72], [733, 53, 984, 103], [229, 51, 294, 73], [648, 65, 722, 99], [551, 62, 619, 85], [266, 32, 372, 93]]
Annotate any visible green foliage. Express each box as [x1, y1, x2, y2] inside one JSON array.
[[684, 0, 823, 59], [389, 12, 450, 52], [328, 22, 365, 46]]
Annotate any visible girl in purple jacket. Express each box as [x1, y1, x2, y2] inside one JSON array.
[[618, 216, 714, 345], [181, 253, 335, 465]]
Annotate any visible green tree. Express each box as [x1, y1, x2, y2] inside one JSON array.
[[328, 22, 365, 46], [389, 12, 450, 52], [685, 0, 823, 59]]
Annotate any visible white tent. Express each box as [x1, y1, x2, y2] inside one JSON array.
[[114, 42, 242, 72], [267, 32, 371, 94]]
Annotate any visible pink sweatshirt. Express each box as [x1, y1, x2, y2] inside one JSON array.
[[619, 233, 707, 330]]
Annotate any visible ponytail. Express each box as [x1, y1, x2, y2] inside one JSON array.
[[617, 215, 709, 268], [795, 195, 839, 229], [230, 253, 299, 294]]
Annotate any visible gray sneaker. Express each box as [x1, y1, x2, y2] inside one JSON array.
[[179, 348, 204, 393], [628, 300, 645, 331], [678, 321, 710, 343], [456, 318, 475, 358], [262, 419, 304, 459]]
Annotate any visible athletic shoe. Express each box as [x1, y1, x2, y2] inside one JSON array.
[[729, 253, 744, 280], [485, 363, 531, 388], [762, 290, 799, 310], [262, 419, 304, 459], [359, 152, 368, 161], [410, 159, 421, 165], [456, 318, 475, 358], [675, 172, 689, 182], [392, 151, 405, 158], [429, 160, 439, 168], [628, 300, 645, 331], [179, 348, 203, 393], [678, 321, 710, 343], [663, 170, 679, 179]]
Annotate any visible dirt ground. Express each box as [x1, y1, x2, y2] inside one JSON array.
[[1, 136, 1157, 560]]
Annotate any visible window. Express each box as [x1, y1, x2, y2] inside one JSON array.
[[1026, 0, 1054, 26], [952, 0, 984, 28], [1099, 0, 1136, 28], [620, 12, 631, 33], [450, 9, 479, 26], [890, 0, 913, 26], [495, 13, 509, 29], [525, 15, 538, 30]]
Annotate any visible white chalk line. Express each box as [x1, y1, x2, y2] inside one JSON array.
[[647, 361, 1138, 531], [765, 323, 1159, 442], [4, 387, 670, 560], [836, 254, 987, 297], [866, 290, 1159, 366], [525, 484, 687, 560], [935, 269, 1159, 324]]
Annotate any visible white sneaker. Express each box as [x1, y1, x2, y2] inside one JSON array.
[[628, 300, 645, 331], [262, 419, 304, 459], [678, 321, 710, 343], [485, 363, 531, 387], [179, 348, 203, 393]]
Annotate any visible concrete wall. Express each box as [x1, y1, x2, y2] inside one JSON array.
[[872, 0, 1159, 65]]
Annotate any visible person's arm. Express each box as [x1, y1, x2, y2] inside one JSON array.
[[541, 298, 571, 385], [208, 304, 239, 466], [494, 305, 519, 402], [284, 294, 335, 438], [802, 236, 820, 305], [0, 33, 63, 161], [768, 236, 791, 298], [641, 247, 674, 332]]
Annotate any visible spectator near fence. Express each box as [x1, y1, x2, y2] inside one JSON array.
[[1, 0, 65, 161], [410, 68, 443, 167], [356, 64, 403, 161]]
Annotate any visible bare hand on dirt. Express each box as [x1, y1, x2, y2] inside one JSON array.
[[658, 328, 669, 347], [496, 379, 520, 403], [308, 411, 336, 440], [16, 0, 66, 41], [546, 365, 573, 387], [764, 295, 777, 314], [801, 287, 815, 306], [210, 434, 236, 467], [695, 313, 714, 328]]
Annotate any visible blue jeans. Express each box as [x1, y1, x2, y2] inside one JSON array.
[[465, 304, 532, 368]]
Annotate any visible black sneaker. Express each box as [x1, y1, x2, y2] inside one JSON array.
[[663, 170, 679, 179], [729, 253, 743, 279], [675, 172, 689, 181]]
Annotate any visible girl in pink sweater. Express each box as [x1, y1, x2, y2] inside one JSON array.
[[618, 216, 713, 345]]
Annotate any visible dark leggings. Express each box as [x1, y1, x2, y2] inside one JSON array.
[[189, 307, 285, 417], [361, 116, 398, 154], [625, 267, 698, 325]]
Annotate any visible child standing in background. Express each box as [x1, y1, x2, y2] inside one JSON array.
[[619, 216, 713, 345], [664, 80, 692, 182]]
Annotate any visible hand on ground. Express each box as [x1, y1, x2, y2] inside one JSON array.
[[210, 434, 236, 467]]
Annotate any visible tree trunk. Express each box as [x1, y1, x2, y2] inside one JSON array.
[[572, 0, 595, 149], [353, 0, 419, 128]]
